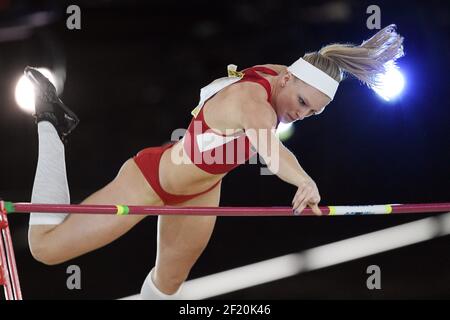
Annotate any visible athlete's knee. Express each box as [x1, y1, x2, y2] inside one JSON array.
[[28, 226, 64, 266], [29, 240, 59, 266]]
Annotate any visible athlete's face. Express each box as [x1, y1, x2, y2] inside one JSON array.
[[273, 72, 332, 124]]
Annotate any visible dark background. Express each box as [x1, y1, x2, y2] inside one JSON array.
[[0, 0, 449, 299]]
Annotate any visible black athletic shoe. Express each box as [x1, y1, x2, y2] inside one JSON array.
[[24, 66, 79, 141]]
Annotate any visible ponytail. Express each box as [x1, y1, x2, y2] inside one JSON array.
[[303, 24, 404, 90]]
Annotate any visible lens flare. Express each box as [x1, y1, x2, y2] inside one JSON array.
[[15, 68, 57, 114], [373, 64, 405, 101]]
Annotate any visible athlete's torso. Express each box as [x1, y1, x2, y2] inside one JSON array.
[[160, 64, 285, 194]]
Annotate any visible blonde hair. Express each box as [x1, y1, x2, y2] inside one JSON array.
[[302, 24, 404, 89]]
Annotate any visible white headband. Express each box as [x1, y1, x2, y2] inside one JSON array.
[[287, 58, 339, 100]]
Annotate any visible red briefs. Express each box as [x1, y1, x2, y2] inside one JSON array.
[[133, 143, 220, 205]]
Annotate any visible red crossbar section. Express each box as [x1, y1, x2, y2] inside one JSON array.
[[9, 202, 450, 216]]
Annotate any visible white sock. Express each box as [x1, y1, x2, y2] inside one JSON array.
[[140, 268, 183, 300], [29, 121, 70, 225]]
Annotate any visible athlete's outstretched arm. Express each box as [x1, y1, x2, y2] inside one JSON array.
[[240, 99, 322, 215]]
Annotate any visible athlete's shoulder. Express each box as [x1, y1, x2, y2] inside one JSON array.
[[238, 90, 277, 129], [228, 81, 268, 102], [233, 64, 286, 101]]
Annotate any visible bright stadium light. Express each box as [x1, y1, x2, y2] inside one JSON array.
[[373, 63, 405, 101], [15, 68, 57, 114], [276, 122, 294, 141]]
